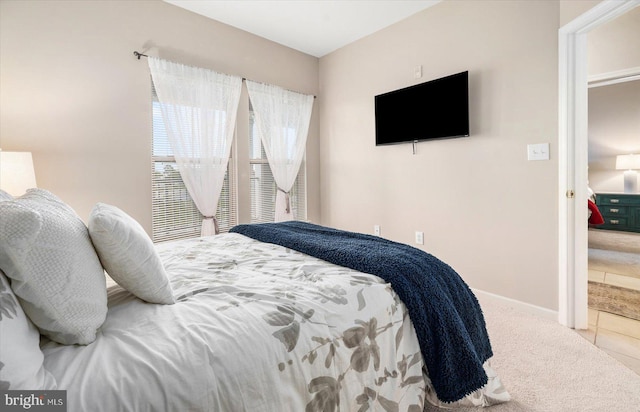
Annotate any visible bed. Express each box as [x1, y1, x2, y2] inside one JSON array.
[[0, 189, 509, 411]]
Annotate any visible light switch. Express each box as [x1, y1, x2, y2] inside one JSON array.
[[527, 143, 550, 161]]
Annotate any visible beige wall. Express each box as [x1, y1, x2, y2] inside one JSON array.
[[0, 0, 320, 231], [318, 0, 560, 309], [2, 0, 620, 312], [559, 0, 602, 27], [587, 5, 640, 76]]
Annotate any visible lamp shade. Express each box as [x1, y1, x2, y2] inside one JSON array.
[[0, 151, 37, 196], [616, 154, 640, 170]]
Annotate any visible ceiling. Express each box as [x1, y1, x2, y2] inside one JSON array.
[[163, 1, 441, 57]]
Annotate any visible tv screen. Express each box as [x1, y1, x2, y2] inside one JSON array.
[[375, 71, 469, 146]]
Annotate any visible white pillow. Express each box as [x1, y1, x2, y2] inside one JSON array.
[[0, 189, 107, 345], [0, 271, 57, 390], [88, 203, 175, 304]]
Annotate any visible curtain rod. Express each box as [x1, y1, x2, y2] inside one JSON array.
[[133, 51, 316, 98]]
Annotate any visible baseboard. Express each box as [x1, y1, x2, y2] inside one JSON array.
[[472, 288, 558, 322]]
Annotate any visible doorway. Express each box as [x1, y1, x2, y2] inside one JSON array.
[[558, 0, 640, 329]]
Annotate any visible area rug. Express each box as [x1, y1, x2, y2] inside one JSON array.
[[423, 297, 640, 412], [588, 280, 640, 321]]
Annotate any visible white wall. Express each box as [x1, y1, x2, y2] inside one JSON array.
[[588, 80, 640, 193], [0, 0, 320, 231], [319, 0, 560, 310]]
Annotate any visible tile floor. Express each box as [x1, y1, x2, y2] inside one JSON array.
[[574, 269, 640, 375]]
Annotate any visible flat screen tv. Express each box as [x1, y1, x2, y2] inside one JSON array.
[[375, 71, 469, 146]]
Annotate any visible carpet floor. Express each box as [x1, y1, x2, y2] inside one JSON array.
[[423, 297, 640, 412]]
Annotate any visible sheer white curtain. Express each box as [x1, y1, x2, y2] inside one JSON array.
[[246, 81, 314, 222], [148, 57, 242, 235]]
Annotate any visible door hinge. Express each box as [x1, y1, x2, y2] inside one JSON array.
[[566, 190, 575, 198]]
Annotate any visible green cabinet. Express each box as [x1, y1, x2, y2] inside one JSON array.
[[595, 193, 640, 233]]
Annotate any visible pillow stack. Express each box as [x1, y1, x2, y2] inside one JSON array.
[[0, 189, 176, 392], [0, 190, 175, 349]]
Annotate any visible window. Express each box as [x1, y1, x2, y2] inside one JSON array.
[[151, 84, 236, 242], [249, 105, 306, 223]]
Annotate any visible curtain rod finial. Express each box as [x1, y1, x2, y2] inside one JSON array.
[[133, 51, 148, 60]]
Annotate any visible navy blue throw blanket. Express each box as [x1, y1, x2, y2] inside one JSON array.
[[230, 221, 493, 403]]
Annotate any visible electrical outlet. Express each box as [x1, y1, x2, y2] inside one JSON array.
[[414, 65, 422, 79], [374, 225, 381, 236], [415, 231, 424, 245]]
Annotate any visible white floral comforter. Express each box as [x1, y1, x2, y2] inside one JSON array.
[[41, 233, 507, 411]]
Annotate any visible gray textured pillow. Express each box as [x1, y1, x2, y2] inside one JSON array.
[[88, 203, 175, 304], [0, 271, 57, 389], [0, 189, 107, 345]]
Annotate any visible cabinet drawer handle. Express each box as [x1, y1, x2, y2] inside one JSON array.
[[609, 208, 619, 213], [610, 219, 620, 224], [610, 199, 620, 203]]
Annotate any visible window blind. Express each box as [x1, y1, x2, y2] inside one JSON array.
[[151, 83, 237, 242], [249, 108, 306, 224]]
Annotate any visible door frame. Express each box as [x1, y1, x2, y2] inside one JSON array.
[[558, 0, 640, 329]]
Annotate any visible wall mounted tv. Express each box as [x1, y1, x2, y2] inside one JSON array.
[[375, 71, 469, 146]]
